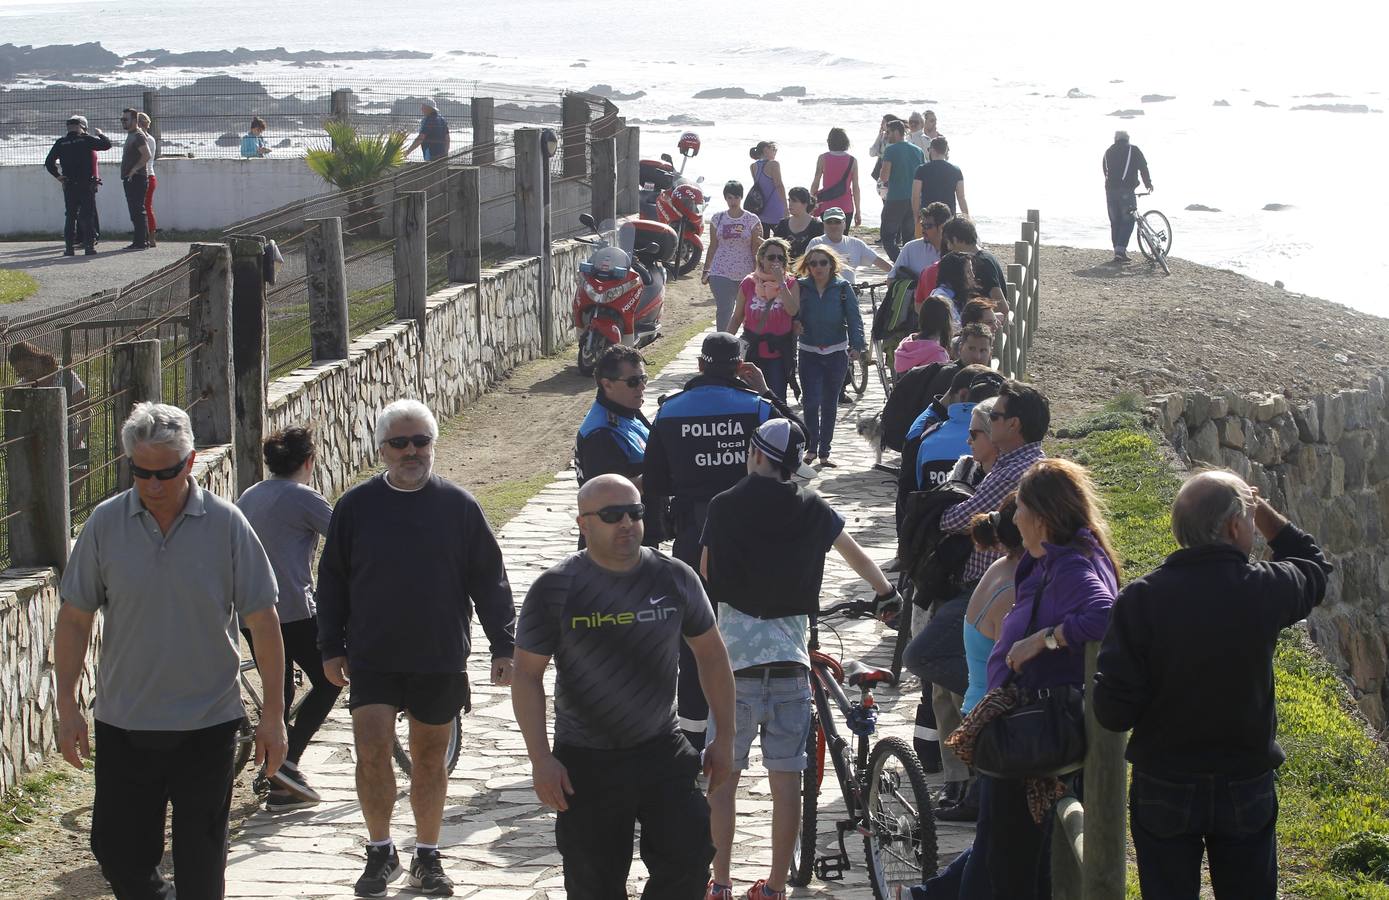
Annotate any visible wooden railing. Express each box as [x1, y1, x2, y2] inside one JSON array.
[[998, 209, 1041, 379], [1050, 642, 1129, 898]]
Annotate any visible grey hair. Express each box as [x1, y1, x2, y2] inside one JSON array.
[[1114, 130, 1130, 143], [374, 399, 438, 446], [970, 396, 999, 430], [120, 402, 194, 457], [1171, 469, 1255, 548]]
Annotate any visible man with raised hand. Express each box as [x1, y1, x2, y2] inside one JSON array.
[[55, 401, 286, 900], [513, 473, 736, 900], [316, 399, 516, 898]]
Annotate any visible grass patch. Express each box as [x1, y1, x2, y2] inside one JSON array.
[[642, 314, 713, 376], [472, 471, 561, 532], [1055, 408, 1389, 898], [0, 767, 77, 853], [0, 269, 39, 304]]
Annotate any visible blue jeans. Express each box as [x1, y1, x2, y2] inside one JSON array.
[[1106, 189, 1137, 252], [1130, 768, 1278, 899], [708, 671, 812, 772], [798, 349, 849, 458], [749, 355, 789, 403], [916, 773, 994, 899]]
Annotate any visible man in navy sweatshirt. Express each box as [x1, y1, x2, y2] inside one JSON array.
[[317, 399, 516, 898], [1094, 469, 1330, 899]]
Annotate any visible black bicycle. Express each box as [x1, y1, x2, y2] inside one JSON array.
[[234, 658, 462, 782], [789, 598, 937, 898]]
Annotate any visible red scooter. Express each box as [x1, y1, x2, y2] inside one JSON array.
[[638, 131, 706, 277], [572, 214, 670, 376]]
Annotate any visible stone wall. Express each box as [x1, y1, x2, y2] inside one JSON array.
[[1150, 373, 1389, 726], [0, 442, 236, 792]]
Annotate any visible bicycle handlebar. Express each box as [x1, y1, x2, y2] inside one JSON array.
[[817, 597, 880, 620]]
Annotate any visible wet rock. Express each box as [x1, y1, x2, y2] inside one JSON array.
[[214, 131, 241, 147], [0, 41, 123, 77], [585, 85, 646, 101], [1263, 203, 1293, 211], [693, 87, 757, 100], [1254, 100, 1279, 108], [1274, 280, 1286, 289], [1292, 104, 1375, 114], [757, 94, 785, 102], [1066, 88, 1093, 99], [1141, 94, 1175, 103], [1108, 109, 1145, 118], [1213, 99, 1231, 106], [1185, 204, 1221, 212], [773, 86, 807, 97]]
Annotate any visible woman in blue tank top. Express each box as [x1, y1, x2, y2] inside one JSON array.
[[961, 494, 1025, 713], [749, 141, 787, 233]]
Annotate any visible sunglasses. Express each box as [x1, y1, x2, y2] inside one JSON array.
[[968, 429, 986, 440], [384, 434, 433, 449], [581, 503, 645, 524], [762, 254, 786, 262], [130, 455, 189, 481], [988, 410, 1013, 421], [807, 259, 832, 268], [607, 373, 648, 388]]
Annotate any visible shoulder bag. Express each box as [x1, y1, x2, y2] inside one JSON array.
[[817, 155, 853, 203], [745, 161, 767, 215]]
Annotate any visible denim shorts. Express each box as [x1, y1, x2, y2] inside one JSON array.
[[709, 670, 813, 772]]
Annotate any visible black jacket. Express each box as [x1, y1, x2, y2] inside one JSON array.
[[1102, 141, 1152, 193], [1092, 524, 1331, 775], [44, 131, 113, 182]]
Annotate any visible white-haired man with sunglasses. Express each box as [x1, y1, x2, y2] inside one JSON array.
[[513, 473, 735, 899], [316, 398, 516, 897], [55, 401, 286, 899]]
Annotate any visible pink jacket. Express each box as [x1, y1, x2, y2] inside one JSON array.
[[893, 335, 952, 374]]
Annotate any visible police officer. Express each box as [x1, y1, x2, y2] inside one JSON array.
[[44, 114, 113, 257], [573, 344, 657, 549], [644, 332, 795, 748]]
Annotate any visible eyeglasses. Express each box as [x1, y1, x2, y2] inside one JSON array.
[[580, 503, 645, 524], [607, 373, 648, 388], [807, 259, 832, 268], [762, 254, 786, 263], [384, 434, 434, 449], [130, 455, 190, 481]]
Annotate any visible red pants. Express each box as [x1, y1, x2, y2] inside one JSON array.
[[144, 175, 157, 235]]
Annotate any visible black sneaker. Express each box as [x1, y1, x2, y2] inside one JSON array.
[[269, 761, 321, 803], [265, 789, 318, 812], [354, 845, 402, 898], [63, 247, 75, 257], [84, 246, 97, 256], [409, 848, 455, 896]]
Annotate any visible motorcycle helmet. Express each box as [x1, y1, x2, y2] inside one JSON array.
[[678, 132, 702, 158], [672, 183, 704, 217], [580, 246, 630, 281]]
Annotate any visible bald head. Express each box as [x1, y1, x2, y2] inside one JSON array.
[[577, 473, 640, 513], [1172, 470, 1255, 549]]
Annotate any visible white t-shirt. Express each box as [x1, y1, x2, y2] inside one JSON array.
[[806, 234, 880, 285], [895, 239, 940, 280]]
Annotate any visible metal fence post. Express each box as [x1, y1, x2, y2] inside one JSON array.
[[188, 243, 234, 447], [3, 386, 70, 572], [230, 236, 267, 495], [305, 217, 349, 362], [110, 340, 163, 492], [448, 167, 482, 284], [471, 98, 495, 166]]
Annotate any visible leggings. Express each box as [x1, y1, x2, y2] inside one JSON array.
[[144, 175, 157, 236], [243, 616, 341, 764]]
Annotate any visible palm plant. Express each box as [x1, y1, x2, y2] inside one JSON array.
[[305, 119, 408, 234]]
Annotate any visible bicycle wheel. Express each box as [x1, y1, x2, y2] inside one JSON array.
[[788, 715, 821, 887], [853, 349, 870, 396], [863, 736, 937, 900], [874, 340, 894, 398], [1139, 210, 1173, 260], [233, 716, 256, 780], [392, 712, 463, 776]]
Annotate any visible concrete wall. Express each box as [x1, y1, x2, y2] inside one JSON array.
[[0, 157, 329, 236], [1151, 375, 1389, 727]]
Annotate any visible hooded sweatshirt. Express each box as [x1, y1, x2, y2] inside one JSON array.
[[893, 334, 952, 374]]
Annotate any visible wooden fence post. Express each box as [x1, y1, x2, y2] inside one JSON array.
[[393, 191, 429, 327], [3, 387, 70, 571], [110, 340, 163, 492], [591, 137, 617, 226], [142, 90, 161, 154], [331, 88, 352, 124], [188, 243, 234, 447], [471, 97, 495, 166], [1027, 210, 1041, 337], [230, 236, 267, 496], [448, 167, 482, 284], [1083, 642, 1128, 899], [305, 217, 349, 361], [514, 129, 544, 257], [1006, 265, 1025, 379], [562, 94, 590, 178], [618, 124, 641, 218]]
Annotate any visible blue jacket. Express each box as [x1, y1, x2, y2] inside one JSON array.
[[797, 276, 866, 352], [643, 375, 776, 504], [915, 402, 975, 490], [574, 391, 650, 485]]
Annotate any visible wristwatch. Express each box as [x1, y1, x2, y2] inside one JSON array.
[[1043, 627, 1059, 651]]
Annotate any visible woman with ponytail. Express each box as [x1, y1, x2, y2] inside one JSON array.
[[748, 140, 787, 235]]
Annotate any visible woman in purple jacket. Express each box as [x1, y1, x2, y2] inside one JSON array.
[[902, 458, 1117, 900]]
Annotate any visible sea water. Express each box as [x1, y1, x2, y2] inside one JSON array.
[[3, 0, 1386, 314]]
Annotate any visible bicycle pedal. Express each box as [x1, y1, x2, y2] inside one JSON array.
[[815, 853, 849, 881]]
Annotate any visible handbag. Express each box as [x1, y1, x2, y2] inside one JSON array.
[[970, 575, 1088, 779]]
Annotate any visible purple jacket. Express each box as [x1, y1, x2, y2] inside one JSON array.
[[986, 528, 1117, 691]]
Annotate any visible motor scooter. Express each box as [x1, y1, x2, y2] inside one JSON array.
[[638, 131, 706, 277], [572, 214, 670, 376]]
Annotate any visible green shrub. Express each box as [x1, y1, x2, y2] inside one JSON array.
[[1328, 832, 1389, 881]]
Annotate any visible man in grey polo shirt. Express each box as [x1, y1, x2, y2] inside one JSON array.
[[54, 402, 287, 900]]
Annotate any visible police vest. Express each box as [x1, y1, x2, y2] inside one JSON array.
[[916, 402, 975, 490], [574, 399, 649, 486], [650, 383, 775, 502]]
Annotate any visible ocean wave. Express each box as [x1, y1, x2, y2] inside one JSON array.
[[721, 45, 871, 68]]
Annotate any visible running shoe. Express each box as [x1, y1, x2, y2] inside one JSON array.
[[269, 760, 322, 803], [353, 844, 402, 898], [265, 789, 318, 812], [705, 881, 734, 900], [408, 848, 455, 896], [745, 880, 787, 900]]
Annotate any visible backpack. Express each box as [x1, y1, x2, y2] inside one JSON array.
[[880, 362, 949, 452], [745, 161, 768, 214], [898, 478, 976, 609], [871, 274, 918, 342]]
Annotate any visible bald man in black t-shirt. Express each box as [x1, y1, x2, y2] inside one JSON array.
[[512, 474, 735, 900]]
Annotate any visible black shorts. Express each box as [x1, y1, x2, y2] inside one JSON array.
[[347, 670, 471, 725]]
